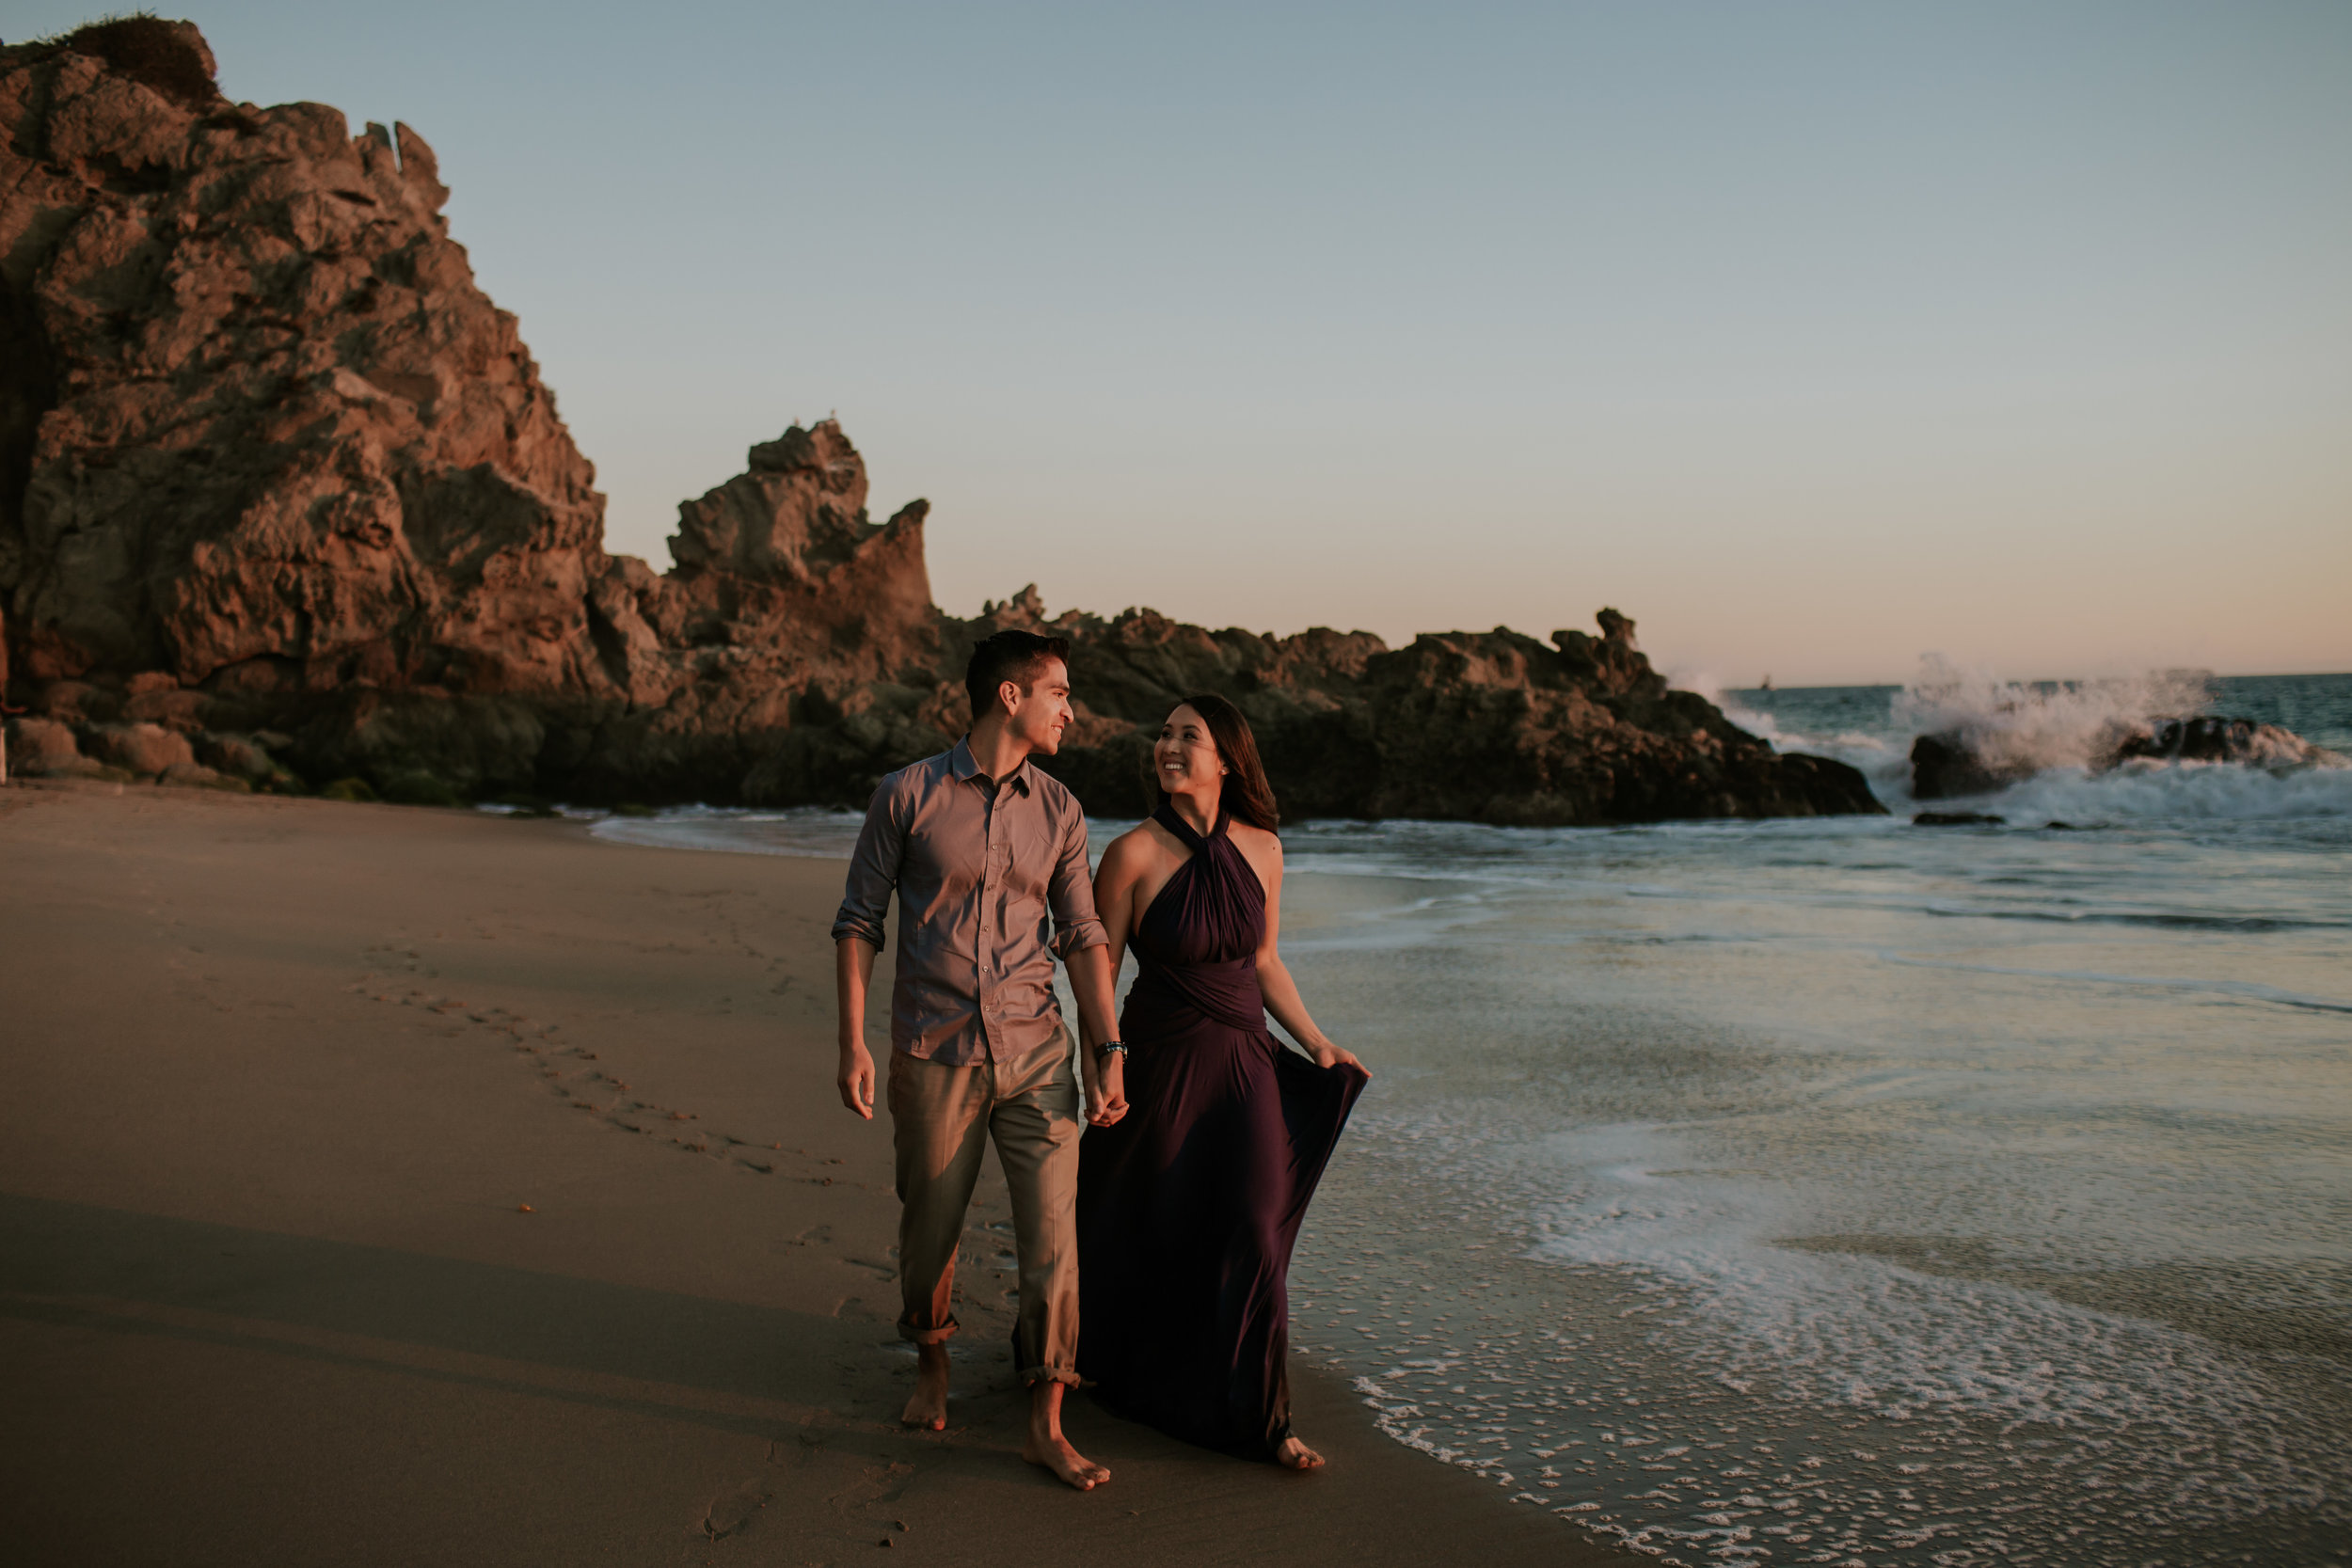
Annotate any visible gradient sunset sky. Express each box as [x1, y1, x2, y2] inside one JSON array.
[[17, 1, 2349, 685]]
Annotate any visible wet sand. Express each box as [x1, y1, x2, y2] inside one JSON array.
[[0, 781, 1639, 1567]]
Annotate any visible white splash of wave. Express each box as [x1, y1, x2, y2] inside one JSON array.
[[1683, 658, 2347, 819], [1893, 657, 2219, 779], [1983, 755, 2352, 823]]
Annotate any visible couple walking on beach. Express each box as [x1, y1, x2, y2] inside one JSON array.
[[830, 629, 1368, 1489]]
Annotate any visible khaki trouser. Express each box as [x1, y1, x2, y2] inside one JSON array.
[[887, 1030, 1082, 1385]]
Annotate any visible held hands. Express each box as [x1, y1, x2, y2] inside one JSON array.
[[837, 1040, 876, 1119], [1088, 1052, 1130, 1127]]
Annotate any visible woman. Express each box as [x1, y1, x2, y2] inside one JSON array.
[[1076, 693, 1369, 1468]]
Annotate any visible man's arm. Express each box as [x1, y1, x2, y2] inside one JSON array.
[[835, 935, 879, 1118], [1064, 940, 1122, 1124], [830, 780, 907, 1120], [1045, 805, 1120, 1120]]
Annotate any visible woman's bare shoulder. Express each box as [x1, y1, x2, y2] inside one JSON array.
[[1227, 820, 1285, 882], [1098, 823, 1169, 875], [1227, 819, 1284, 853]]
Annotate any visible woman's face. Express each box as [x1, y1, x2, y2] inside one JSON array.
[[1154, 705, 1222, 800]]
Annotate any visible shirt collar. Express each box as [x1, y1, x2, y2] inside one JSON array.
[[949, 736, 1033, 795]]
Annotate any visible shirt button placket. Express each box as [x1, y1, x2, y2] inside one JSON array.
[[987, 812, 1009, 1056], [979, 805, 999, 1058]]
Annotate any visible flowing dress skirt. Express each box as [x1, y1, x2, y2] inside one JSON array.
[[1077, 959, 1365, 1456]]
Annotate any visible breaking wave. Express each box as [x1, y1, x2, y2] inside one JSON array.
[[1697, 663, 2352, 823], [1892, 657, 2220, 776]]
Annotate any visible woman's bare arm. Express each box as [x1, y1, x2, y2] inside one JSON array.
[[1084, 830, 1150, 1124], [1245, 832, 1365, 1073], [1095, 829, 1148, 977]]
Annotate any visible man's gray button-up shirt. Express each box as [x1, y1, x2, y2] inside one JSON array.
[[830, 738, 1106, 1064]]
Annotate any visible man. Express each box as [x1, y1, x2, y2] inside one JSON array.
[[830, 629, 1125, 1491]]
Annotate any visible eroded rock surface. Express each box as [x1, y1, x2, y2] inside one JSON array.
[[1, 19, 604, 704], [972, 594, 1883, 823], [0, 20, 1883, 825]]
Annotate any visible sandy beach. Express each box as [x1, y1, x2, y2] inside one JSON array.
[[0, 781, 1639, 1568]]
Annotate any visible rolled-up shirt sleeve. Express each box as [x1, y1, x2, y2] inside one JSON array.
[[831, 779, 907, 951], [1046, 806, 1107, 958]]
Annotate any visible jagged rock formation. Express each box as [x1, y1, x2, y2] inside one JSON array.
[[0, 18, 602, 700], [1, 19, 1883, 826], [0, 19, 942, 802], [972, 595, 1882, 822], [572, 420, 948, 804]]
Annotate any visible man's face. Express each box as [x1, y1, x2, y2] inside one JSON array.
[[1004, 657, 1073, 756]]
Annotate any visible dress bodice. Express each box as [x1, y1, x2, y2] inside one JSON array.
[[1126, 803, 1267, 1032], [1134, 804, 1264, 966]]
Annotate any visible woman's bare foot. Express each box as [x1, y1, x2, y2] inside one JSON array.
[[901, 1342, 950, 1431], [1275, 1434, 1326, 1470], [1023, 1380, 1109, 1490]]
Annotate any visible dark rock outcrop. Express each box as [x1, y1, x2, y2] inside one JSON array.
[[1, 20, 1883, 826], [965, 594, 1883, 823], [2108, 717, 2342, 771], [1909, 733, 2037, 800], [1911, 714, 2344, 799]]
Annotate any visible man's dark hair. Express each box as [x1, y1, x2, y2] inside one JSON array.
[[965, 630, 1072, 724]]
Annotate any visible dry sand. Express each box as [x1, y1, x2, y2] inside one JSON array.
[[0, 781, 1640, 1567]]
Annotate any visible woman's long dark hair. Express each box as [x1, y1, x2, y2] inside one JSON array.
[[1157, 692, 1281, 832]]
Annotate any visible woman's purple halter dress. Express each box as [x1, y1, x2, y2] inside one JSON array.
[[1076, 802, 1368, 1459]]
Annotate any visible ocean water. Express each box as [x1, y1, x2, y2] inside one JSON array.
[[587, 670, 2352, 1566]]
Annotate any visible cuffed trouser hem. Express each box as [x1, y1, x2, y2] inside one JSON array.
[[898, 1318, 958, 1345], [1020, 1363, 1082, 1387]]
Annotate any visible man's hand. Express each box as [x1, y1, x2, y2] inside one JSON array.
[[838, 1041, 876, 1119], [834, 936, 880, 1119], [1088, 1053, 1129, 1127], [1064, 942, 1121, 1126]]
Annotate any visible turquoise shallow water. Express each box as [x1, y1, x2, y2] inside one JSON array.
[[589, 672, 2352, 1566]]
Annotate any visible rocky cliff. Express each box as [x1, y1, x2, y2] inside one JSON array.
[[1, 19, 601, 698], [1, 19, 1881, 825]]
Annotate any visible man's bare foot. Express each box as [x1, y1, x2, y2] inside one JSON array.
[[1022, 1431, 1110, 1490], [901, 1342, 949, 1431], [1275, 1434, 1326, 1470], [1024, 1379, 1109, 1490]]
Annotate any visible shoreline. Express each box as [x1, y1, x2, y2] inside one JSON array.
[[0, 782, 1642, 1567]]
